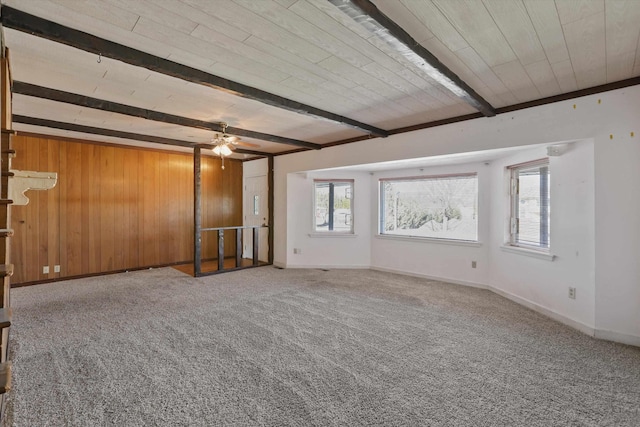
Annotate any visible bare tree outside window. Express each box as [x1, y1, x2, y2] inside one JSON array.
[[380, 174, 478, 241]]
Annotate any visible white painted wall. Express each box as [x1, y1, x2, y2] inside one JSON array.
[[272, 85, 640, 345], [243, 157, 268, 179], [369, 142, 596, 333], [370, 162, 491, 287], [487, 142, 596, 333], [593, 108, 640, 344], [284, 170, 371, 269]]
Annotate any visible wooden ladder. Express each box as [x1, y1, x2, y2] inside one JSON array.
[[0, 48, 14, 417]]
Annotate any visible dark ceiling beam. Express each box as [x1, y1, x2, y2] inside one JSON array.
[[291, 76, 640, 154], [12, 115, 270, 157], [12, 81, 321, 150], [0, 18, 4, 54], [230, 147, 270, 157], [329, 0, 496, 117], [494, 75, 640, 114], [1, 6, 388, 138]]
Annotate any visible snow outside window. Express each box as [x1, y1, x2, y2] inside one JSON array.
[[379, 174, 478, 242]]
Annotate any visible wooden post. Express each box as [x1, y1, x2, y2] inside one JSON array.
[[253, 227, 259, 266], [193, 147, 201, 277], [235, 229, 242, 268]]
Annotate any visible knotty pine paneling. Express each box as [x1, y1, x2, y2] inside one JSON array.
[[11, 134, 243, 284]]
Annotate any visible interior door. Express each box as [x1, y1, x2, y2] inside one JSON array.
[[243, 175, 269, 262]]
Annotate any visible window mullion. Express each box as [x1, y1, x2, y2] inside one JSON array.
[[328, 183, 334, 231], [510, 217, 519, 239], [539, 166, 549, 247], [510, 174, 519, 244]]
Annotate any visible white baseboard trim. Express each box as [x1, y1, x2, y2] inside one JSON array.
[[274, 263, 638, 347], [594, 329, 640, 347], [282, 264, 370, 270], [488, 286, 596, 337], [371, 267, 595, 337], [370, 267, 602, 340], [370, 266, 488, 290]]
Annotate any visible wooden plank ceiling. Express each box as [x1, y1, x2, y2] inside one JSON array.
[[2, 0, 640, 158]]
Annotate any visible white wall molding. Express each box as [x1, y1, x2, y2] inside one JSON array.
[[499, 245, 556, 261], [283, 264, 370, 270], [375, 234, 482, 247], [370, 266, 488, 290], [371, 265, 596, 338], [308, 233, 358, 238], [594, 329, 640, 348], [488, 285, 596, 337], [278, 264, 637, 347]]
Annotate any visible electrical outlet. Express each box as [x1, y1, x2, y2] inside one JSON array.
[[471, 261, 477, 268], [43, 266, 49, 274], [54, 265, 61, 273], [568, 287, 576, 299], [293, 248, 302, 254]]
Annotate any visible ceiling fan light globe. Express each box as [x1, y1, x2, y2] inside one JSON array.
[[220, 144, 233, 156], [212, 145, 222, 155]]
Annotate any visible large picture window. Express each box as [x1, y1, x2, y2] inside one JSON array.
[[379, 174, 478, 241], [313, 180, 354, 233], [508, 159, 550, 249]]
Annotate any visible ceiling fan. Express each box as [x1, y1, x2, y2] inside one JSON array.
[[208, 123, 260, 169]]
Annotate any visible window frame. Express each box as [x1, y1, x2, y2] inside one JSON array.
[[312, 179, 354, 234], [507, 158, 550, 251], [378, 172, 479, 242]]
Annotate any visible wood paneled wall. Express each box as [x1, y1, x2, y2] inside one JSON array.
[[11, 134, 243, 284]]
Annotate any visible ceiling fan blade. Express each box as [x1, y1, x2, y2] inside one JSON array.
[[224, 135, 239, 143], [234, 140, 261, 148]]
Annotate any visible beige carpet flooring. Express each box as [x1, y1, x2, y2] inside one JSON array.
[[4, 267, 640, 426]]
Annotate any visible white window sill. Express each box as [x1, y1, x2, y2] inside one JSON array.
[[308, 233, 357, 238], [375, 234, 481, 247], [500, 245, 555, 261]]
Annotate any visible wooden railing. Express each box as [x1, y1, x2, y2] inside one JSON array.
[[194, 225, 269, 277]]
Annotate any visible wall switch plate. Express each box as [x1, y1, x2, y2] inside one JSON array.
[[568, 287, 576, 299], [54, 265, 61, 273], [471, 261, 477, 268], [43, 266, 50, 274]]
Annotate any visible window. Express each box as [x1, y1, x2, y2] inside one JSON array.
[[379, 174, 478, 241], [313, 180, 354, 233], [508, 159, 550, 250]]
